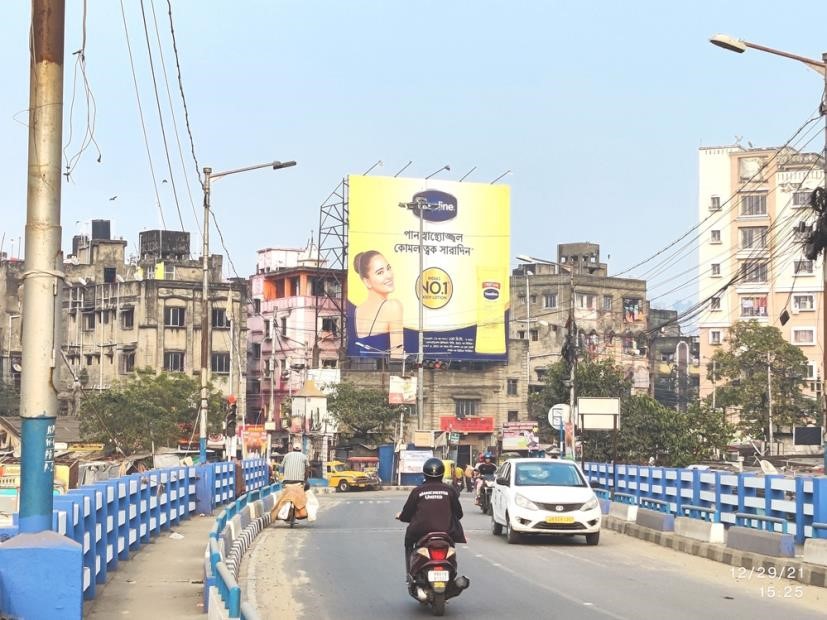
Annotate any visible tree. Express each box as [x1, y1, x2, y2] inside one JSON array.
[[78, 368, 224, 456], [529, 357, 632, 446], [327, 381, 402, 442], [0, 380, 19, 417], [709, 321, 817, 441]]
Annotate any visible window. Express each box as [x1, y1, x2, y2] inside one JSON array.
[[740, 261, 768, 283], [82, 312, 95, 331], [794, 260, 814, 275], [805, 362, 816, 379], [711, 230, 721, 243], [211, 352, 230, 374], [251, 343, 261, 358], [263, 319, 271, 338], [120, 307, 134, 329], [529, 329, 539, 341], [507, 410, 519, 422], [710, 297, 721, 311], [517, 329, 525, 340], [709, 195, 721, 211], [281, 317, 287, 336], [740, 194, 767, 216], [740, 226, 767, 249], [740, 296, 767, 317], [792, 328, 815, 345], [793, 190, 812, 207], [709, 330, 722, 345], [120, 350, 135, 374], [164, 306, 185, 327], [212, 308, 230, 328], [576, 293, 596, 309], [623, 298, 641, 322], [163, 351, 184, 372], [711, 263, 721, 277], [103, 267, 117, 283], [253, 299, 261, 315], [507, 379, 518, 395], [454, 399, 479, 419], [543, 293, 557, 309], [321, 317, 339, 335], [603, 295, 613, 311], [794, 222, 813, 241], [321, 359, 338, 368], [794, 295, 815, 312]]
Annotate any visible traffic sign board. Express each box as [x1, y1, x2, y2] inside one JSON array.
[[548, 404, 569, 429]]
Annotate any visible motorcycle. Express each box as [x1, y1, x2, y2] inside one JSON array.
[[406, 532, 470, 616], [477, 474, 495, 515]]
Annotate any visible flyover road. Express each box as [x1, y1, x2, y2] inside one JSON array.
[[240, 490, 826, 620]]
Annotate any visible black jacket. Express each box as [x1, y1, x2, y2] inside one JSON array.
[[399, 479, 466, 544]]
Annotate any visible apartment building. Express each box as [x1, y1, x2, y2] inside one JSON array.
[[247, 244, 343, 425], [59, 222, 247, 414], [697, 146, 824, 400], [512, 243, 653, 396]]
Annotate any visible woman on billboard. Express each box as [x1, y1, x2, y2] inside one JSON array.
[[351, 250, 404, 358]]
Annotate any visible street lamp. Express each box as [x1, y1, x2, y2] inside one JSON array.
[[199, 160, 296, 463], [399, 197, 434, 431], [710, 33, 827, 468]]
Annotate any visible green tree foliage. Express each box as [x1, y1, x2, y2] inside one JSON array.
[[531, 358, 733, 467], [327, 381, 402, 441], [709, 321, 817, 440], [0, 380, 19, 417], [78, 369, 224, 456]]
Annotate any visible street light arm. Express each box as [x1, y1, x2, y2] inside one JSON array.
[[210, 160, 297, 180], [710, 34, 825, 73]]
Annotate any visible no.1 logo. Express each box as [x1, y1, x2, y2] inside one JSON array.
[[417, 267, 453, 309]]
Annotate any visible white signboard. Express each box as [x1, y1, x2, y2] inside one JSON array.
[[577, 397, 620, 431], [399, 449, 434, 474], [548, 404, 570, 429]]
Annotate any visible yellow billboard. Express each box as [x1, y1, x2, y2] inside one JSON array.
[[347, 175, 510, 361]]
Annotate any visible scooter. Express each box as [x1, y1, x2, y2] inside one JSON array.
[[477, 474, 495, 515], [407, 532, 470, 616]]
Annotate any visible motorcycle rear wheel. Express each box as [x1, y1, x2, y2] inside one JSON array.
[[431, 592, 446, 616], [288, 506, 296, 528]]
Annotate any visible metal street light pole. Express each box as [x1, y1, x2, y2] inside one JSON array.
[[199, 160, 296, 463], [710, 33, 827, 471]]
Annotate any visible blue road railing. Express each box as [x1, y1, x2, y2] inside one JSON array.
[[0, 458, 268, 610], [583, 461, 827, 544]]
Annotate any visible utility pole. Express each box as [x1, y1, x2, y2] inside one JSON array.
[[269, 318, 276, 422], [199, 168, 213, 463], [19, 0, 65, 533], [417, 199, 425, 430], [767, 352, 774, 457], [563, 265, 577, 460]]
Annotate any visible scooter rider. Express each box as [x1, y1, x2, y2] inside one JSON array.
[[397, 457, 466, 578], [474, 453, 497, 503]]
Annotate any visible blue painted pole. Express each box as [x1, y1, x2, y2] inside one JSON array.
[[19, 417, 56, 532]]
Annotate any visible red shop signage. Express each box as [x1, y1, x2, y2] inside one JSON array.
[[439, 416, 495, 433]]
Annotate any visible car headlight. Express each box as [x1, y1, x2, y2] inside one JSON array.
[[582, 496, 599, 511], [514, 493, 539, 510]]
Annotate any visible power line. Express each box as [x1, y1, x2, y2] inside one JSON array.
[[119, 0, 167, 229], [138, 0, 185, 231]]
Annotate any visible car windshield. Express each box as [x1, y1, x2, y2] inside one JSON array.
[[514, 462, 586, 487]]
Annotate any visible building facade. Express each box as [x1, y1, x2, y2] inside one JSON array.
[[511, 243, 653, 396], [59, 222, 247, 415], [697, 146, 824, 401], [247, 244, 343, 426]]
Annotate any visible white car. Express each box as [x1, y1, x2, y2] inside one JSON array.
[[491, 458, 601, 545]]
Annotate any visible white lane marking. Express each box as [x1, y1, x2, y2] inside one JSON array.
[[473, 550, 631, 620]]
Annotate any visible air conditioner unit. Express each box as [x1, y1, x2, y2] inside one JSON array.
[[791, 306, 800, 315]]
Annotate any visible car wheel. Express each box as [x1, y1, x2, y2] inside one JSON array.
[[491, 516, 503, 536], [505, 515, 520, 544], [585, 531, 600, 546], [337, 480, 349, 492]]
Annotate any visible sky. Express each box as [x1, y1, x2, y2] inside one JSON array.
[[2, 1, 827, 322]]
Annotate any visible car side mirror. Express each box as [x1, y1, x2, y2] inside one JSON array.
[[496, 477, 509, 486]]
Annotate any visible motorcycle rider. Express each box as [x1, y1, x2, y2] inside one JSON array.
[[396, 457, 466, 580], [474, 453, 497, 505]]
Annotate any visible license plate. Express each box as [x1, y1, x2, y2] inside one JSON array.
[[545, 516, 575, 524], [428, 570, 450, 582]]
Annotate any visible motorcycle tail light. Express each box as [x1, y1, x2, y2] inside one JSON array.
[[430, 548, 448, 560]]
